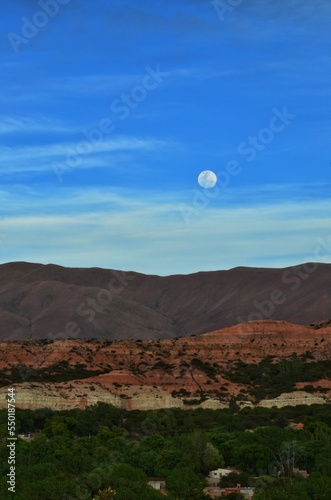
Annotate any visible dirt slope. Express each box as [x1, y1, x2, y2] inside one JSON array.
[[1, 261, 331, 340]]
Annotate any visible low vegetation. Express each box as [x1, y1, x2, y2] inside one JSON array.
[[224, 355, 331, 400], [0, 361, 107, 386]]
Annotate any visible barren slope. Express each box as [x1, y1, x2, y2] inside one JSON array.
[[1, 261, 331, 340]]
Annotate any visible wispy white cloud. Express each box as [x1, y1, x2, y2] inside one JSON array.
[[171, 67, 239, 81], [45, 73, 148, 96], [0, 115, 79, 135], [0, 136, 177, 174], [1, 185, 331, 275]]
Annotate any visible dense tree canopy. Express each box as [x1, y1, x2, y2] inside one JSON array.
[[0, 402, 330, 499]]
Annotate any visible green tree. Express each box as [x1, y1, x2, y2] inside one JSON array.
[[306, 472, 331, 499], [201, 442, 224, 473], [233, 443, 272, 475], [273, 440, 303, 480], [93, 486, 116, 499], [107, 464, 164, 500], [166, 466, 207, 500]]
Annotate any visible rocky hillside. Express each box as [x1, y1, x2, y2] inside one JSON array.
[[1, 320, 330, 411], [1, 261, 331, 340]]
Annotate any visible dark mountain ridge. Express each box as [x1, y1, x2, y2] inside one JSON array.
[[0, 261, 330, 340]]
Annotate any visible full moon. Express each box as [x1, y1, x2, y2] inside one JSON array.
[[198, 170, 217, 189]]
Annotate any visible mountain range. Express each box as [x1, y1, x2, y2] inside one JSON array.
[[0, 261, 330, 340]]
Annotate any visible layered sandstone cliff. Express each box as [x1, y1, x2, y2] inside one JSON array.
[[0, 320, 330, 411]]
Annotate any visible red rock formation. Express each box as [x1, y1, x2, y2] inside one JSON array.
[[0, 320, 330, 411]]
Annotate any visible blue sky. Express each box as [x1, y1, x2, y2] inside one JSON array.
[[1, 0, 331, 275]]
